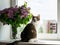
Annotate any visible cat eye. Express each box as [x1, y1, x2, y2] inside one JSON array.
[[33, 18, 37, 22], [37, 18, 40, 21]]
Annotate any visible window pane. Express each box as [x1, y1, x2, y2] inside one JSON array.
[[18, 0, 57, 21], [17, 0, 57, 39]]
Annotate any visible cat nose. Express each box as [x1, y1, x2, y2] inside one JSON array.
[[33, 20, 36, 22]]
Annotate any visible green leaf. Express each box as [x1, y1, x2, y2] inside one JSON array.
[[24, 1, 27, 7]]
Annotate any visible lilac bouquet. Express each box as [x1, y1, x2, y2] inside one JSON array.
[[0, 2, 32, 39]]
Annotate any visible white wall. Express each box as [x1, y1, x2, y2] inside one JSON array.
[[0, 0, 10, 10], [0, 0, 11, 40]]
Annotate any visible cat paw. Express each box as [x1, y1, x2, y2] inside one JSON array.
[[29, 39, 37, 42]]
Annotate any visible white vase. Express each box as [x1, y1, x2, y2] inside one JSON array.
[[0, 22, 12, 40]]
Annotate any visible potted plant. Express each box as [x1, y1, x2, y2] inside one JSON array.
[[0, 2, 32, 39]]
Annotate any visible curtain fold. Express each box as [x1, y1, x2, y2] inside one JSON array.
[[10, 0, 17, 7]]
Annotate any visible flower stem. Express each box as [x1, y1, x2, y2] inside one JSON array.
[[12, 25, 17, 39]]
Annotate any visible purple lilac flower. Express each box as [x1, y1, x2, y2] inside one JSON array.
[[8, 10, 14, 18], [23, 12, 28, 15], [21, 9, 28, 15], [20, 5, 26, 10], [10, 5, 18, 12], [21, 9, 26, 14], [9, 7, 18, 12], [27, 7, 30, 10], [3, 8, 9, 13], [0, 10, 5, 14], [20, 15, 25, 19], [9, 7, 14, 12], [20, 5, 30, 19], [13, 5, 18, 12], [0, 11, 2, 14], [0, 11, 1, 16]]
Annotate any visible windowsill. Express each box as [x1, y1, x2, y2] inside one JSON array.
[[0, 39, 60, 44], [37, 33, 57, 39], [0, 39, 16, 43]]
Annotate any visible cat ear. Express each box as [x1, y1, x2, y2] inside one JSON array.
[[38, 14, 40, 17], [37, 14, 40, 20], [37, 14, 40, 18]]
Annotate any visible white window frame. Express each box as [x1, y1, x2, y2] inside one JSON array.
[[16, 0, 59, 39]]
